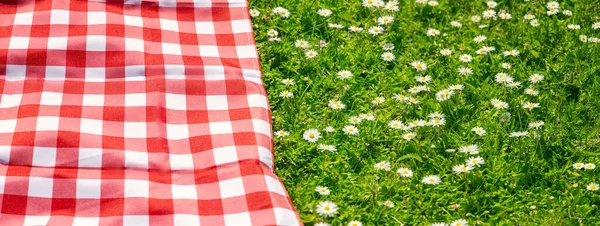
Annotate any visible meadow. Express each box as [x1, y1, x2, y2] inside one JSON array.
[[247, 0, 600, 225]]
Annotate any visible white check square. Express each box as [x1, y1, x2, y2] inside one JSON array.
[[32, 147, 57, 167], [35, 116, 60, 131], [218, 177, 245, 198], [206, 95, 228, 110], [76, 179, 101, 198], [80, 118, 103, 135], [28, 177, 54, 198]]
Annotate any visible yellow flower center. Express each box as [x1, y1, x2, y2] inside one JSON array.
[[324, 206, 331, 211], [309, 134, 315, 138]]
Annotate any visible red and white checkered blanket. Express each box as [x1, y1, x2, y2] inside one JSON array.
[[0, 0, 300, 225]]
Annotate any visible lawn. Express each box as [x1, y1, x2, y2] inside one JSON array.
[[247, 0, 600, 225]]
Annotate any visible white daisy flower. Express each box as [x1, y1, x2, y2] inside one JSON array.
[[372, 96, 385, 105], [529, 74, 544, 83], [426, 28, 441, 36], [499, 112, 511, 122], [303, 129, 321, 142], [411, 61, 428, 71], [459, 54, 472, 62], [522, 102, 540, 110], [249, 9, 260, 17], [383, 43, 395, 50], [305, 49, 318, 58], [274, 130, 290, 138], [466, 156, 485, 167], [585, 163, 596, 170], [451, 21, 462, 27], [397, 168, 414, 177], [280, 90, 293, 98], [328, 100, 345, 110], [348, 221, 363, 226], [474, 35, 487, 43], [368, 26, 385, 35], [402, 132, 417, 141], [453, 164, 474, 174], [450, 219, 468, 226], [422, 175, 442, 185], [440, 48, 453, 56], [381, 52, 396, 61], [337, 70, 353, 79], [315, 186, 331, 195], [388, 120, 404, 129], [348, 26, 364, 32], [374, 161, 391, 171], [377, 15, 394, 25], [587, 183, 599, 191], [316, 201, 338, 217], [317, 8, 332, 17], [343, 125, 359, 135], [471, 127, 486, 136]]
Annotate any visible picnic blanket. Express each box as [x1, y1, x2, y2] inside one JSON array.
[[0, 0, 300, 225]]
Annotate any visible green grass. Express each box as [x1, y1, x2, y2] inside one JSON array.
[[248, 0, 600, 225]]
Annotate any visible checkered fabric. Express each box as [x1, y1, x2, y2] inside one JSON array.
[[0, 0, 300, 225]]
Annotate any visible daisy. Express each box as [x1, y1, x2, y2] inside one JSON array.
[[328, 100, 345, 110], [524, 14, 535, 20], [317, 9, 332, 17], [431, 223, 448, 226], [422, 175, 442, 185], [580, 35, 588, 42], [377, 16, 394, 25], [397, 168, 414, 177], [324, 126, 335, 133], [275, 8, 290, 18], [509, 131, 529, 137], [453, 164, 474, 174], [382, 200, 394, 208], [450, 219, 468, 226], [505, 81, 521, 88], [281, 78, 295, 86], [499, 112, 511, 122], [305, 50, 318, 58], [499, 12, 512, 20], [372, 96, 385, 105], [317, 144, 337, 152], [348, 26, 364, 32], [315, 223, 331, 226], [328, 23, 344, 29], [466, 156, 485, 167], [315, 186, 331, 195], [457, 67, 473, 75], [337, 70, 353, 79], [495, 73, 514, 83], [587, 183, 599, 191], [491, 99, 509, 109], [562, 10, 572, 16], [349, 116, 362, 125], [593, 22, 600, 30], [440, 49, 452, 56], [573, 162, 585, 169], [567, 24, 581, 30], [249, 9, 260, 17], [360, 113, 376, 121], [348, 221, 363, 226], [426, 28, 441, 36], [482, 9, 496, 19], [280, 91, 293, 98], [416, 75, 432, 83], [316, 201, 338, 217], [429, 118, 446, 127], [368, 26, 384, 35], [585, 163, 596, 170], [471, 15, 481, 23], [362, 0, 375, 7], [402, 132, 417, 141], [522, 102, 540, 110], [472, 127, 486, 136], [501, 63, 512, 69], [274, 130, 290, 138], [411, 61, 428, 71], [374, 161, 391, 171], [504, 49, 520, 57], [381, 52, 396, 61], [383, 43, 395, 50], [415, 0, 428, 4], [435, 89, 454, 101], [530, 19, 540, 27], [428, 0, 439, 6], [487, 1, 497, 8], [524, 88, 539, 96], [343, 125, 359, 135], [528, 121, 544, 130], [429, 112, 445, 119], [459, 54, 472, 62], [546, 1, 559, 9], [449, 84, 464, 90], [451, 21, 462, 27], [474, 35, 487, 43], [529, 74, 544, 83], [385, 0, 399, 11], [459, 144, 480, 155], [267, 29, 278, 37], [303, 129, 321, 142], [268, 37, 281, 42], [388, 120, 404, 129], [547, 8, 559, 15]]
